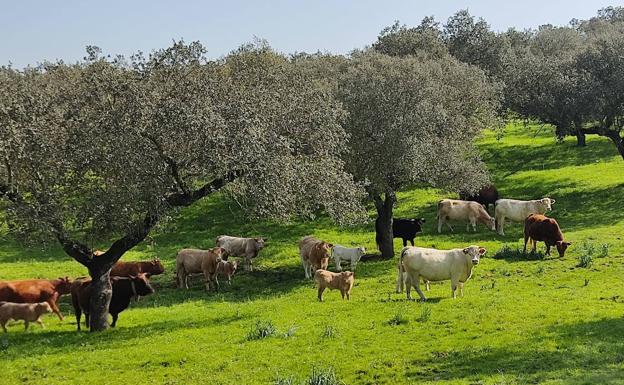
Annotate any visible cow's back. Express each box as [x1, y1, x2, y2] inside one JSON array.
[[176, 249, 207, 275], [525, 215, 562, 242], [438, 199, 478, 219], [217, 236, 247, 255], [0, 280, 54, 303], [299, 236, 320, 258], [402, 247, 461, 281]]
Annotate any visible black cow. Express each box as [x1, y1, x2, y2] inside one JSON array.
[[459, 184, 499, 212], [71, 274, 155, 330], [376, 217, 426, 249]]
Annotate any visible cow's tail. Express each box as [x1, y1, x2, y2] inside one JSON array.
[[174, 255, 182, 288], [396, 247, 408, 293]]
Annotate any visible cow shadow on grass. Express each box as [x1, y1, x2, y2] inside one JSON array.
[[404, 317, 624, 384]]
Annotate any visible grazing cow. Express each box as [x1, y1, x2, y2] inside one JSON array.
[[397, 245, 486, 301], [523, 214, 571, 258], [0, 277, 72, 321], [299, 236, 333, 279], [215, 235, 265, 272], [459, 184, 499, 211], [216, 260, 238, 285], [314, 270, 355, 301], [175, 247, 228, 289], [385, 218, 426, 247], [0, 301, 52, 332], [494, 198, 555, 235], [110, 258, 165, 277], [437, 199, 496, 233], [71, 274, 155, 330]]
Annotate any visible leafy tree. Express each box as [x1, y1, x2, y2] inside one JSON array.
[[336, 51, 500, 258], [0, 42, 364, 331], [373, 18, 448, 59]]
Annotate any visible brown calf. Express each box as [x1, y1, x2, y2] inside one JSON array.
[[314, 270, 355, 301], [524, 214, 571, 258]]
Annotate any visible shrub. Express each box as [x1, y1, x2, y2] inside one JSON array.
[[493, 244, 544, 260], [388, 309, 409, 326], [246, 320, 277, 341], [577, 254, 593, 268], [305, 367, 343, 385]]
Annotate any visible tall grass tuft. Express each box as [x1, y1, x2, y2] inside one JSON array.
[[322, 325, 338, 339], [305, 367, 344, 385], [493, 244, 544, 260], [418, 306, 432, 323], [388, 308, 409, 326], [274, 375, 296, 385], [246, 320, 277, 341]]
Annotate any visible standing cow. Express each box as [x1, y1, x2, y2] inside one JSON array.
[[495, 198, 555, 235], [175, 247, 228, 289], [215, 235, 266, 272], [379, 218, 426, 248], [0, 277, 72, 321], [523, 214, 571, 258], [332, 245, 366, 271], [110, 258, 165, 277], [299, 236, 333, 279], [459, 184, 499, 212], [437, 199, 496, 233], [397, 245, 486, 301]]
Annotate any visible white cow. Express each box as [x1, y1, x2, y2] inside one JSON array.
[[437, 199, 496, 233], [332, 245, 366, 271], [216, 235, 266, 271], [494, 198, 555, 235], [397, 245, 486, 301]]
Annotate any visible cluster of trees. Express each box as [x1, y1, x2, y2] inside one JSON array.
[[3, 6, 620, 330], [374, 6, 624, 157]]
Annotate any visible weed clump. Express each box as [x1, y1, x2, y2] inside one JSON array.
[[246, 320, 277, 341]]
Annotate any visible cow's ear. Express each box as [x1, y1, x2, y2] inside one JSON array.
[[550, 199, 556, 204], [420, 218, 426, 223], [463, 248, 469, 254], [478, 247, 486, 255], [566, 241, 572, 246]]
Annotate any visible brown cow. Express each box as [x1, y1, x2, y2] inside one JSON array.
[[0, 277, 72, 321], [299, 236, 333, 279], [110, 258, 165, 277], [459, 184, 499, 212], [314, 270, 354, 301], [523, 214, 571, 258]]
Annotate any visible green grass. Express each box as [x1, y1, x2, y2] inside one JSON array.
[[2, 122, 624, 384]]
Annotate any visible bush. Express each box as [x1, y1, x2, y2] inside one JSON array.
[[576, 241, 608, 268], [246, 320, 277, 341], [418, 306, 432, 323], [577, 254, 593, 268], [493, 244, 544, 260]]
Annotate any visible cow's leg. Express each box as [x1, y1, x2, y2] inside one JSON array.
[[523, 234, 529, 254], [301, 255, 309, 279], [531, 239, 537, 254], [336, 259, 342, 272], [459, 282, 465, 298], [424, 279, 430, 291], [36, 318, 45, 329], [75, 306, 82, 331], [413, 275, 426, 302], [350, 260, 356, 271], [346, 289, 351, 300], [48, 296, 63, 321], [545, 244, 551, 256], [402, 238, 407, 247], [451, 275, 460, 299], [213, 274, 220, 291], [496, 215, 505, 235], [405, 273, 412, 300], [317, 287, 325, 301], [437, 218, 443, 233], [111, 313, 118, 328], [24, 320, 29, 331], [85, 312, 90, 328], [1, 321, 6, 333], [409, 239, 414, 246], [446, 223, 454, 232], [340, 289, 345, 300]]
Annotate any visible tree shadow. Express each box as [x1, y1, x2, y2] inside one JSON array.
[[405, 317, 624, 383]]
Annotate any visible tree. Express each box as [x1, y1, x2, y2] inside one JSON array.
[[373, 18, 448, 59], [0, 42, 364, 331], [336, 51, 500, 258]]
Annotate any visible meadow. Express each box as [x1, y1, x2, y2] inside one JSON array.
[[1, 122, 624, 385]]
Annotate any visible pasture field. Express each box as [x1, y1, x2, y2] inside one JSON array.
[[1, 122, 624, 385]]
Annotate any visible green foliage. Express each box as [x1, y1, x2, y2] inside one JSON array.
[[418, 306, 432, 323], [388, 307, 409, 325], [305, 367, 343, 385]]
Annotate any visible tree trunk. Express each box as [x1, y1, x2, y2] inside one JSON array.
[[575, 129, 586, 147], [607, 132, 624, 160], [374, 192, 396, 259], [88, 263, 114, 332]]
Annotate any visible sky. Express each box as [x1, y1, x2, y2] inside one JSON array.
[[0, 0, 618, 68]]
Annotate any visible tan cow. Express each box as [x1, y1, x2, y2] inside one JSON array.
[[0, 301, 52, 332], [216, 260, 238, 285], [299, 236, 333, 279], [437, 199, 496, 233], [314, 270, 354, 301], [175, 247, 228, 290], [216, 235, 266, 272]]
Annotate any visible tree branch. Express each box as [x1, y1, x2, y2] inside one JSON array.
[[140, 132, 190, 195]]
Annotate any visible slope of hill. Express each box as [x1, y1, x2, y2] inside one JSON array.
[[1, 123, 623, 385]]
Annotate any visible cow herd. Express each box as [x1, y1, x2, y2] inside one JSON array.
[[0, 184, 572, 332]]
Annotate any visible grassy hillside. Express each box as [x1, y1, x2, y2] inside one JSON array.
[[1, 123, 624, 385]]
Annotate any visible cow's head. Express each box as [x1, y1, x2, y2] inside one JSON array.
[[321, 242, 334, 256], [487, 217, 496, 231], [341, 271, 355, 283], [56, 277, 72, 294], [463, 246, 487, 265], [254, 238, 266, 250], [36, 302, 52, 315], [541, 198, 555, 211], [130, 273, 155, 296], [555, 241, 571, 258], [210, 247, 229, 261], [357, 246, 366, 256], [229, 260, 238, 275], [146, 258, 165, 276]]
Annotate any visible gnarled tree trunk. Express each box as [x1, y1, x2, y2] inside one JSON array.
[[374, 192, 396, 259], [88, 264, 113, 331]]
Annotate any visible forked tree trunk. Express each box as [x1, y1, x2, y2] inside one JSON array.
[[606, 131, 624, 160], [575, 129, 586, 147], [374, 192, 396, 259], [88, 264, 113, 331]]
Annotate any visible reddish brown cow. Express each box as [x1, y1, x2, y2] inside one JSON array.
[[110, 259, 165, 277], [0, 277, 72, 320], [523, 214, 571, 258], [459, 184, 499, 212]]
